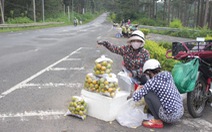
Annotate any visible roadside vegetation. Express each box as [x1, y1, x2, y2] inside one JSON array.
[[144, 40, 177, 72], [149, 19, 212, 39], [0, 12, 101, 32]]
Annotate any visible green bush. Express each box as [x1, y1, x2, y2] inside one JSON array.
[[158, 41, 172, 49], [178, 29, 190, 38], [46, 14, 69, 23], [205, 35, 212, 41], [7, 17, 33, 24], [169, 19, 182, 28], [149, 27, 211, 39], [80, 12, 99, 23], [140, 28, 150, 36], [139, 18, 157, 26], [110, 13, 116, 21], [144, 40, 177, 71]]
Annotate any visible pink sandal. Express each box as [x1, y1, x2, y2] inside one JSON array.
[[142, 119, 164, 128]]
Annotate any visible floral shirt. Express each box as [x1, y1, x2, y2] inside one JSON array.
[[133, 71, 183, 114], [103, 42, 150, 77]]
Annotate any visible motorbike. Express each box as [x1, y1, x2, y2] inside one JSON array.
[[166, 40, 212, 118]]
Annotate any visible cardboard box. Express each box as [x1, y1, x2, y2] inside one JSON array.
[[81, 89, 129, 122]]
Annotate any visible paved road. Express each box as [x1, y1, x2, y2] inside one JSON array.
[[0, 13, 211, 132]]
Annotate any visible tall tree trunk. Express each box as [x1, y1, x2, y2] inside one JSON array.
[[184, 0, 188, 26], [194, 0, 197, 27], [209, 2, 212, 29], [199, 0, 205, 27], [33, 0, 36, 22], [196, 0, 200, 27], [163, 0, 167, 21], [182, 0, 187, 26], [167, 0, 170, 25], [204, 0, 209, 27], [0, 0, 5, 24], [152, 0, 155, 19], [179, 0, 185, 25]]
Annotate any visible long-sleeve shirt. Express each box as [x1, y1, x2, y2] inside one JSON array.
[[133, 71, 183, 114], [102, 42, 150, 78]]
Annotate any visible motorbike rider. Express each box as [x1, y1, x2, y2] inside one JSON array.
[[97, 30, 150, 86], [133, 59, 184, 128]]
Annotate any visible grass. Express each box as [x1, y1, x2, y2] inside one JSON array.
[[0, 23, 71, 33]]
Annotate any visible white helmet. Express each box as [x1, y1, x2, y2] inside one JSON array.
[[128, 30, 145, 44], [143, 59, 161, 73]]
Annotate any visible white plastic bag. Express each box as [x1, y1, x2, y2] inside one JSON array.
[[116, 98, 148, 128], [117, 71, 133, 93]]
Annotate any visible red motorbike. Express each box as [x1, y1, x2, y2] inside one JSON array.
[[166, 40, 212, 118]]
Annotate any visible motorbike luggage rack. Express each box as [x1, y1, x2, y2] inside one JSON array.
[[166, 40, 212, 60]]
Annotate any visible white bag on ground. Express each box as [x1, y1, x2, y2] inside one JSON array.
[[116, 98, 148, 128]]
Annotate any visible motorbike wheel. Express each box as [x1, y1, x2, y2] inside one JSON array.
[[187, 77, 207, 118]]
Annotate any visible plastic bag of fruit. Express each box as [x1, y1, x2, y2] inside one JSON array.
[[84, 73, 100, 93], [93, 55, 113, 76], [99, 73, 119, 98], [65, 96, 87, 120]]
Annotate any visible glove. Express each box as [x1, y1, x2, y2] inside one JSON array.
[[97, 40, 108, 45]]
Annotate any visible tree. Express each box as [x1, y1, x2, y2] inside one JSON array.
[[0, 0, 5, 24], [204, 0, 209, 26], [0, 0, 211, 29]]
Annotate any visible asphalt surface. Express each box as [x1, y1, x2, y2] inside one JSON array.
[[0, 13, 211, 132]]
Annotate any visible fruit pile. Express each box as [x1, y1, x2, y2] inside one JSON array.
[[93, 55, 113, 75], [68, 96, 87, 120], [83, 55, 119, 98]]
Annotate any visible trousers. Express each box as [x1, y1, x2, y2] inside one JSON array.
[[144, 91, 161, 119]]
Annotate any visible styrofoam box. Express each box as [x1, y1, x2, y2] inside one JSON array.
[[81, 89, 129, 122]]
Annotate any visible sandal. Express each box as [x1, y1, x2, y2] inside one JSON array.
[[142, 119, 164, 128]]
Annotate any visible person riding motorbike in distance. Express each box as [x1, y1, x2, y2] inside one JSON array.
[[133, 59, 184, 128], [97, 30, 150, 86]]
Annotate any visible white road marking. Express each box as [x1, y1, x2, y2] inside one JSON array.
[[20, 83, 82, 89], [48, 67, 84, 71], [65, 58, 82, 61], [0, 110, 65, 121], [0, 47, 82, 99]]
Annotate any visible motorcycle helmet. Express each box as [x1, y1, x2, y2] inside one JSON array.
[[127, 30, 145, 44], [143, 59, 161, 73]]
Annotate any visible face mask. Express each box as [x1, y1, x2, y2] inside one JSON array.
[[131, 42, 142, 49]]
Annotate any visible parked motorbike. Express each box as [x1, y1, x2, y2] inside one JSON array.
[[166, 40, 212, 118]]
